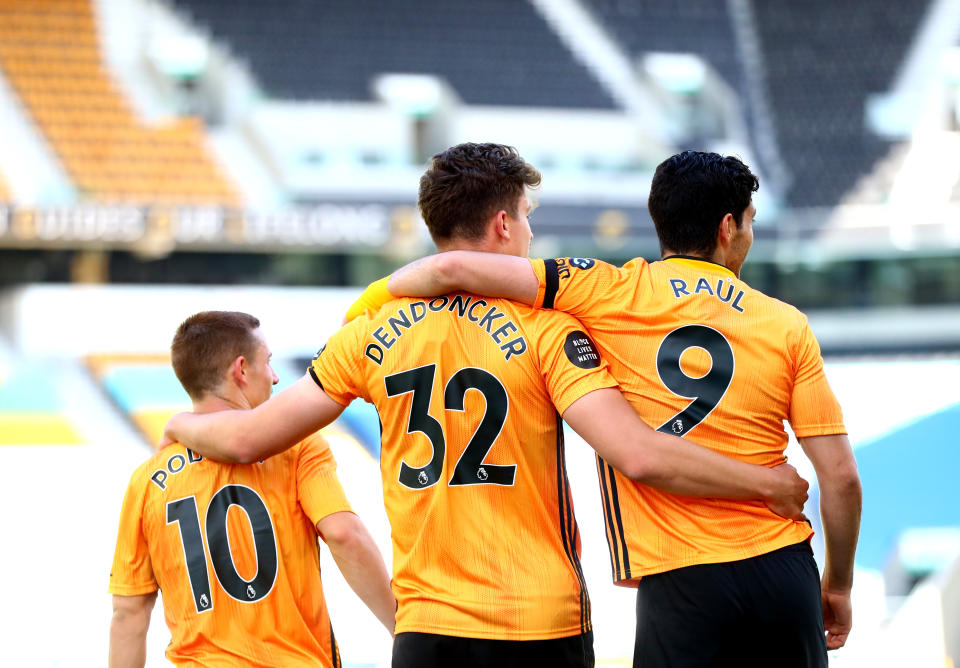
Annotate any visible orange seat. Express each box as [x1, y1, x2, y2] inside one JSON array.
[[0, 0, 239, 206]]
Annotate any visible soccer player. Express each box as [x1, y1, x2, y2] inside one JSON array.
[[108, 311, 394, 668], [162, 145, 808, 668], [377, 150, 863, 667]]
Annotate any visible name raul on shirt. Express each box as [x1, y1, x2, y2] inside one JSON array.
[[668, 275, 746, 313]]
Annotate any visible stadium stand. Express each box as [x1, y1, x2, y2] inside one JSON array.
[[586, 0, 929, 209], [752, 1, 929, 207], [168, 0, 616, 108], [0, 0, 238, 205], [0, 357, 83, 445], [86, 353, 191, 446], [586, 0, 745, 96]]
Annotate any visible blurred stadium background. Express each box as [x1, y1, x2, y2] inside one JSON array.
[[0, 0, 957, 665]]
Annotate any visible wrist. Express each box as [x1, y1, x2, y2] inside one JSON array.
[[761, 467, 782, 501], [821, 575, 853, 593]]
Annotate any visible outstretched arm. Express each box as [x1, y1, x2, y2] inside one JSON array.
[[387, 251, 539, 304], [562, 388, 809, 516], [317, 511, 396, 634], [109, 593, 156, 668], [162, 375, 346, 464], [799, 434, 861, 650]]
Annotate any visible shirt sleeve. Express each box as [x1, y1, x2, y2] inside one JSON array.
[[529, 309, 620, 414], [529, 257, 629, 319], [310, 317, 369, 406], [344, 276, 393, 322], [296, 432, 353, 527], [108, 468, 159, 596], [789, 317, 846, 437]]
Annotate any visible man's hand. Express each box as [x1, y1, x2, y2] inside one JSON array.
[[763, 463, 809, 520], [159, 412, 189, 449], [821, 585, 852, 649]]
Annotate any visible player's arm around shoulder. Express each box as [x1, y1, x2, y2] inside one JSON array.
[[386, 251, 539, 304], [163, 374, 347, 464], [109, 592, 157, 668]]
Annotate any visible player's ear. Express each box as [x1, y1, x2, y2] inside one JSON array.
[[493, 209, 510, 241], [717, 213, 736, 247], [229, 355, 247, 387]]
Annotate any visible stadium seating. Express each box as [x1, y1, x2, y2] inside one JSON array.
[[588, 0, 927, 208], [171, 0, 615, 108], [0, 358, 83, 445], [751, 1, 927, 207], [0, 0, 239, 205], [586, 0, 745, 95], [86, 354, 192, 445]]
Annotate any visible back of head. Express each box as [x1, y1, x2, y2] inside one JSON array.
[[418, 142, 541, 245], [171, 311, 260, 401], [647, 150, 759, 256]]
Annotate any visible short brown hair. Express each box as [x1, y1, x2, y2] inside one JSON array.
[[418, 142, 541, 244], [171, 311, 261, 400]]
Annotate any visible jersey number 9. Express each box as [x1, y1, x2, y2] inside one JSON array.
[[655, 325, 734, 437]]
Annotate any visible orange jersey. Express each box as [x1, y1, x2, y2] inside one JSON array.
[[109, 432, 352, 667], [310, 294, 617, 640], [531, 256, 845, 584]]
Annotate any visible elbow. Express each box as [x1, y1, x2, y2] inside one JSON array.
[[231, 444, 262, 465], [616, 451, 659, 483], [225, 434, 264, 465], [318, 514, 363, 551], [822, 460, 862, 499], [432, 252, 466, 292]]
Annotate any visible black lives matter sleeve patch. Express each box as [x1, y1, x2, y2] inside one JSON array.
[[564, 331, 601, 369]]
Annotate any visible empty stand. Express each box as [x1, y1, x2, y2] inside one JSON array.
[[587, 0, 745, 95], [752, 1, 928, 207], [86, 354, 191, 445], [171, 0, 615, 108], [586, 0, 929, 208], [0, 0, 239, 205], [0, 358, 83, 445]]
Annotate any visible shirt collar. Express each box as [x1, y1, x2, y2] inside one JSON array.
[[661, 255, 737, 280]]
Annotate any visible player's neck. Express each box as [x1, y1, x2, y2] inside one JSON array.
[[436, 238, 498, 254], [662, 249, 733, 273], [192, 391, 253, 414]]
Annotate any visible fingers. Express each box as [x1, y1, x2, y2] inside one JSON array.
[[825, 628, 849, 650]]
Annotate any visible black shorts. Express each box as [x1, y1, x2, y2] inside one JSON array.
[[634, 542, 826, 668], [392, 630, 594, 668]]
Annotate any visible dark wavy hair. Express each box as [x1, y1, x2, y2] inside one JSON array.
[[648, 150, 759, 256]]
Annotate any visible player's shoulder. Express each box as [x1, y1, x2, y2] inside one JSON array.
[[745, 283, 809, 324], [294, 430, 331, 457], [549, 255, 644, 276], [122, 443, 196, 494]]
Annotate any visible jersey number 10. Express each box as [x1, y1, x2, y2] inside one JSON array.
[[166, 484, 278, 614]]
